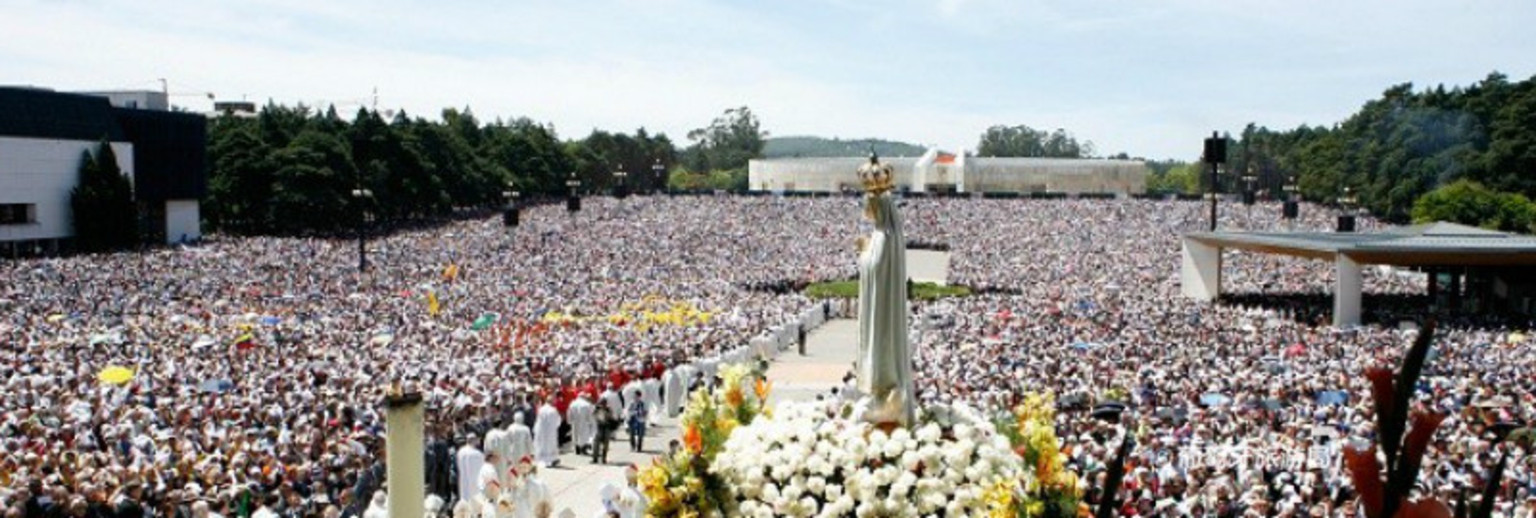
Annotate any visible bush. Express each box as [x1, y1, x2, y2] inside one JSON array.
[[1411, 179, 1536, 233]]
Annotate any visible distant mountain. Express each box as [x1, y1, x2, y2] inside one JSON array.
[[763, 136, 928, 158]]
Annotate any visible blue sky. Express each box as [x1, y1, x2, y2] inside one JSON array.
[[3, 0, 1534, 159]]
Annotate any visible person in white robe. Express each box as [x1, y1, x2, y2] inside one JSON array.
[[661, 369, 683, 418], [641, 378, 663, 426], [455, 439, 485, 503], [567, 396, 596, 455], [598, 387, 623, 418], [483, 430, 511, 488], [532, 401, 562, 467], [362, 491, 387, 518], [620, 380, 643, 414], [506, 416, 533, 467]]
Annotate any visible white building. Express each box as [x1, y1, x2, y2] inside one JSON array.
[[0, 87, 206, 255], [748, 149, 1148, 195]]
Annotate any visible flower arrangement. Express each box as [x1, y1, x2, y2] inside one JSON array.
[[990, 393, 1085, 518], [640, 363, 772, 516], [711, 400, 1026, 517]]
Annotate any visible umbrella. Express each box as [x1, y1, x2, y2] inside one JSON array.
[[1155, 407, 1189, 423], [370, 333, 394, 346], [1260, 398, 1285, 411], [1090, 404, 1126, 422], [1199, 393, 1232, 407], [200, 379, 234, 393], [97, 366, 134, 385], [1057, 394, 1088, 409], [260, 316, 281, 326], [471, 313, 499, 331], [1315, 391, 1349, 406], [1285, 344, 1306, 357], [47, 314, 66, 323], [192, 335, 217, 349]]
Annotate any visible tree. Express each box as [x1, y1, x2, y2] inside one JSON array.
[[976, 125, 1093, 158], [684, 107, 766, 173], [70, 141, 139, 252], [1411, 179, 1536, 233]]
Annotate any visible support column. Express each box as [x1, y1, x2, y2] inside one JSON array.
[[385, 391, 425, 518], [1426, 268, 1439, 312], [1334, 254, 1363, 328], [1180, 238, 1222, 301]]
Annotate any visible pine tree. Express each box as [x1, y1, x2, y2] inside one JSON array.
[[70, 141, 139, 252]]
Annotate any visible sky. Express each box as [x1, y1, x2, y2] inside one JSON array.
[[3, 0, 1535, 160]]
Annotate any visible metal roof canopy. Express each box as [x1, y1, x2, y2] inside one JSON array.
[[1180, 222, 1536, 328], [1183, 222, 1536, 267]]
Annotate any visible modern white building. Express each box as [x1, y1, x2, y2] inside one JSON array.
[[748, 149, 1148, 195], [0, 87, 206, 255]]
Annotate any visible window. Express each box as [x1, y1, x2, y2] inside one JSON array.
[[0, 204, 36, 225]]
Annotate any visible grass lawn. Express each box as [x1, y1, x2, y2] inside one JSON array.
[[805, 280, 971, 300]]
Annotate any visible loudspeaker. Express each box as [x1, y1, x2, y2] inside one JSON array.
[[567, 196, 581, 212], [1282, 201, 1299, 219], [502, 208, 520, 227], [1337, 215, 1356, 232], [1204, 136, 1227, 164]]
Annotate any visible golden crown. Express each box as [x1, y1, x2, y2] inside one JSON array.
[[858, 152, 895, 195]]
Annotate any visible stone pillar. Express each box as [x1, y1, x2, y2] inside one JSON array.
[[1180, 238, 1222, 301], [1334, 254, 1363, 327], [385, 392, 425, 518]]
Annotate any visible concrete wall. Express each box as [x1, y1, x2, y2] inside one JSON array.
[[749, 155, 1147, 194], [165, 199, 201, 243], [0, 137, 133, 242]]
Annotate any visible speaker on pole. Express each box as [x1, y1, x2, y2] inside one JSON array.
[[502, 207, 520, 227], [567, 196, 581, 212], [1282, 201, 1299, 219], [1337, 214, 1356, 232]]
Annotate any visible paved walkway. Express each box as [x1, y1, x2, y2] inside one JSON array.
[[545, 249, 948, 513]]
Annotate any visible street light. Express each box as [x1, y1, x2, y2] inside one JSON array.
[[501, 185, 520, 227], [351, 188, 373, 271], [614, 164, 629, 199], [1203, 132, 1227, 231], [566, 172, 582, 213], [1336, 186, 1359, 232], [651, 159, 665, 195], [1282, 174, 1299, 220]]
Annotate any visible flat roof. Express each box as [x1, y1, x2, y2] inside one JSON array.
[[1185, 222, 1536, 266]]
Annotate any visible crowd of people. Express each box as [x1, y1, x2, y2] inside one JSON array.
[[1, 195, 1531, 516]]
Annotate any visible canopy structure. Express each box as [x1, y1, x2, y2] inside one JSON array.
[[1181, 222, 1536, 326]]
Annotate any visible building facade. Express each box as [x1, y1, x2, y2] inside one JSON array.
[[0, 87, 206, 254], [748, 150, 1148, 194]]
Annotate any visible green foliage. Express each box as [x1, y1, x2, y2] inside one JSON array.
[[683, 107, 766, 173], [1146, 161, 1200, 194], [977, 125, 1094, 158], [1411, 179, 1536, 233], [805, 280, 972, 300], [205, 103, 670, 235], [763, 136, 926, 158], [1233, 72, 1536, 224], [69, 142, 139, 252]]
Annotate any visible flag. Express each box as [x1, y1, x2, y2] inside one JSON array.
[[443, 263, 459, 283], [472, 312, 498, 331], [427, 292, 440, 316], [233, 333, 257, 351]]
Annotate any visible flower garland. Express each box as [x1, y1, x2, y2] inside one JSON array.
[[992, 393, 1085, 518], [640, 363, 771, 516]]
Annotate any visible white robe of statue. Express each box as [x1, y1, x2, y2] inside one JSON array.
[[533, 403, 562, 466], [661, 369, 683, 417], [568, 397, 596, 449], [506, 422, 533, 465], [455, 444, 485, 501], [854, 190, 915, 426]]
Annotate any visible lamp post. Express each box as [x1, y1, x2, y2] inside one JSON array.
[[651, 158, 665, 195], [614, 164, 629, 199], [501, 185, 520, 227], [1282, 174, 1299, 222], [1336, 186, 1359, 232], [351, 187, 373, 271], [566, 171, 582, 213], [1203, 132, 1227, 232]]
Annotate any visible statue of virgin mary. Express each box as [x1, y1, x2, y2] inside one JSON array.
[[853, 154, 915, 427]]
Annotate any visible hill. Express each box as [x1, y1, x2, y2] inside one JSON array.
[[762, 136, 927, 158]]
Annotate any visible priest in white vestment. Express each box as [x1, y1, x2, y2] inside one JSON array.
[[567, 396, 596, 455], [599, 387, 623, 418], [533, 401, 563, 467], [507, 416, 533, 466], [482, 430, 511, 488], [455, 440, 485, 503], [661, 369, 683, 418], [642, 378, 663, 425]]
